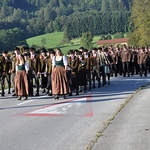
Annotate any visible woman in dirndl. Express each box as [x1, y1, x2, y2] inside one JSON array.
[[51, 48, 70, 100], [15, 54, 29, 100]]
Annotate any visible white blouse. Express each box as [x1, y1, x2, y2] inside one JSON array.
[[52, 55, 68, 66]]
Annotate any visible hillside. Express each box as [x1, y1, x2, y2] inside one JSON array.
[[26, 32, 101, 54], [0, 0, 132, 51]]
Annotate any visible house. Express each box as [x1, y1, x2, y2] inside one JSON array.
[[97, 38, 128, 47]]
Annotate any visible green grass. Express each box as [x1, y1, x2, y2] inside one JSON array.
[[26, 32, 100, 54]]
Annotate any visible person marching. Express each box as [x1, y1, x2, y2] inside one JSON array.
[[51, 48, 70, 99], [97, 47, 106, 86], [29, 47, 41, 96], [78, 51, 87, 93], [15, 54, 29, 100], [68, 50, 79, 96], [104, 48, 112, 85], [46, 49, 55, 96], [110, 48, 118, 77], [0, 53, 5, 96], [24, 52, 34, 96], [137, 47, 148, 77], [1, 51, 12, 95], [121, 45, 131, 77], [39, 48, 47, 93], [83, 49, 92, 90], [91, 47, 101, 88]]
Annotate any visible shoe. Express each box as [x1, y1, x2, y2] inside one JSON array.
[[35, 93, 39, 96], [42, 89, 46, 93], [12, 89, 15, 93], [54, 96, 59, 100], [63, 95, 66, 99], [48, 93, 52, 96], [18, 96, 21, 100], [76, 93, 79, 95], [12, 93, 16, 96], [8, 91, 11, 94], [46, 90, 49, 94], [24, 96, 28, 100], [68, 93, 72, 96], [1, 94, 4, 97]]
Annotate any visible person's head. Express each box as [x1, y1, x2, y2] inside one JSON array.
[[92, 47, 97, 54], [55, 48, 63, 56], [24, 46, 29, 53], [97, 47, 102, 53], [2, 51, 8, 57], [29, 47, 36, 54], [78, 51, 83, 60], [49, 50, 55, 59], [23, 52, 30, 61], [68, 50, 74, 58], [14, 47, 20, 55], [47, 48, 54, 56], [40, 48, 47, 57]]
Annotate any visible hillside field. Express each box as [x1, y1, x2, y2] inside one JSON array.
[[26, 32, 100, 54]]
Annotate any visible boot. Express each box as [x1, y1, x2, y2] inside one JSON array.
[[18, 96, 21, 100]]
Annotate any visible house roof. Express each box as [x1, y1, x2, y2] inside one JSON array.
[[97, 38, 128, 45]]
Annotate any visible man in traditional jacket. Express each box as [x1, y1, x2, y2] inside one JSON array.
[[110, 48, 118, 77], [91, 47, 101, 88], [121, 45, 131, 77], [46, 49, 55, 96], [2, 51, 12, 95], [137, 47, 148, 77], [0, 53, 5, 96], [29, 47, 41, 96], [83, 49, 92, 90], [68, 50, 79, 95]]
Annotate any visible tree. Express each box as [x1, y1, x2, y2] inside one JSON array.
[[41, 37, 46, 46], [80, 32, 93, 49], [129, 0, 150, 46], [113, 32, 124, 39]]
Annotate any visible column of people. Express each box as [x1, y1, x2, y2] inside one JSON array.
[[0, 45, 150, 99]]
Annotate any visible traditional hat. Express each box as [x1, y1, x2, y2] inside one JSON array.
[[29, 47, 36, 51], [14, 47, 20, 51], [40, 48, 47, 53], [23, 52, 30, 56], [2, 50, 8, 54]]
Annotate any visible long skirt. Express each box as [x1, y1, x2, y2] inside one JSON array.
[[15, 71, 28, 96], [51, 66, 70, 95]]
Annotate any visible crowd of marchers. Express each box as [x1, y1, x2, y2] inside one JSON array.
[[0, 45, 149, 100]]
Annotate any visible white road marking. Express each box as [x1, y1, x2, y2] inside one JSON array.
[[17, 100, 34, 106], [27, 98, 87, 115]]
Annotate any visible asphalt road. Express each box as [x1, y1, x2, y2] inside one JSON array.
[[93, 84, 150, 150], [0, 74, 150, 150]]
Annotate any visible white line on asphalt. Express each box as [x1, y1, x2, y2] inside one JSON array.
[[17, 100, 34, 106]]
